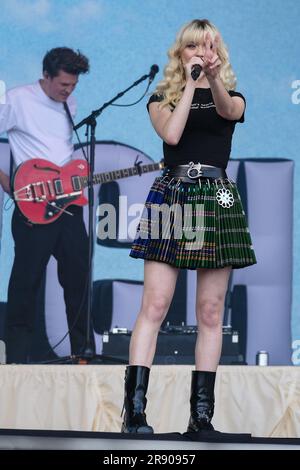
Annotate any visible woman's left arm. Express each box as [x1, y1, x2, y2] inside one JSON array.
[[202, 34, 245, 121]]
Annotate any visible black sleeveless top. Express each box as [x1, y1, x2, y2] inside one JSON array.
[[147, 88, 245, 169]]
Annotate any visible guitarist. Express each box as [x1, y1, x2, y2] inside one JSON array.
[[0, 47, 95, 363]]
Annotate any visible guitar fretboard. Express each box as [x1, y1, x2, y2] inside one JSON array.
[[81, 162, 161, 186]]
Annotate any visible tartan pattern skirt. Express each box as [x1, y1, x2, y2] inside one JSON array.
[[130, 176, 257, 270]]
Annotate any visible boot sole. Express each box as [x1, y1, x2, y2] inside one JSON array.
[[121, 425, 154, 434], [187, 424, 214, 432]]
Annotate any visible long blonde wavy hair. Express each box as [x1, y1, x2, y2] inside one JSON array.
[[155, 19, 237, 109]]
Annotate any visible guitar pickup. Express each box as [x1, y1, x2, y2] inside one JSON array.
[[54, 179, 64, 195], [72, 176, 82, 191]]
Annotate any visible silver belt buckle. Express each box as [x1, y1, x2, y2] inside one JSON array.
[[187, 162, 203, 179]]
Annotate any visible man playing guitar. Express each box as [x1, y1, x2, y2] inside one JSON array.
[[0, 47, 94, 363]]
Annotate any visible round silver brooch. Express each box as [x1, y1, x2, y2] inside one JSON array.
[[216, 188, 234, 208]]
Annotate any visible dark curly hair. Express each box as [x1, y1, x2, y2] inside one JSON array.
[[43, 47, 89, 78]]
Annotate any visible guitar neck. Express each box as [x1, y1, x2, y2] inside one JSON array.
[[81, 161, 162, 186]]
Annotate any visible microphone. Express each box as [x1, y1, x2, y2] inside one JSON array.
[[191, 64, 202, 81], [149, 64, 159, 83]]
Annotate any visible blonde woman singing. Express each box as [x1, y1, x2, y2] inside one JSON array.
[[122, 19, 256, 434]]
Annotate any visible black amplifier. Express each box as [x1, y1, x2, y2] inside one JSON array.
[[102, 326, 245, 365]]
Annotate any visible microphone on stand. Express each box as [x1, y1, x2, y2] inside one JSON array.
[[191, 64, 202, 81], [148, 64, 159, 83]]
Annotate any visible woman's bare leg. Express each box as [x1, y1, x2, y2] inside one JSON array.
[[195, 267, 232, 370], [129, 260, 179, 367]]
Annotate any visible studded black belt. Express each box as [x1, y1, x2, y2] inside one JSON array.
[[163, 162, 227, 183]]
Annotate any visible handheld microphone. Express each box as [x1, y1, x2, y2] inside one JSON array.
[[191, 64, 202, 81], [149, 64, 159, 83]]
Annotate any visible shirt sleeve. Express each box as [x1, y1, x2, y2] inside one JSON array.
[[0, 93, 17, 135], [146, 94, 164, 112], [228, 90, 246, 123]]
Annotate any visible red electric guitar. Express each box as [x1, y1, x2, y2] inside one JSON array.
[[13, 158, 163, 224]]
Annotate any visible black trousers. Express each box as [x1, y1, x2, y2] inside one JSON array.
[[4, 205, 95, 363]]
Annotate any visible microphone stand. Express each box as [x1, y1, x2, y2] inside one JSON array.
[[73, 71, 154, 363]]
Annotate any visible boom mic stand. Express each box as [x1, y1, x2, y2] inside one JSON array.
[[69, 66, 159, 363]]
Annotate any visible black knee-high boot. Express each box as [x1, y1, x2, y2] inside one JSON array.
[[187, 370, 216, 432], [121, 365, 154, 433]]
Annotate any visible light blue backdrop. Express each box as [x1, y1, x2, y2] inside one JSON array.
[[0, 0, 299, 345]]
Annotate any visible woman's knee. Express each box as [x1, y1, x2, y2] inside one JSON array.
[[141, 294, 171, 324], [197, 297, 224, 329]]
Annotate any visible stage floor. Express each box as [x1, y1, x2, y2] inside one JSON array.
[[0, 364, 299, 438], [1, 429, 300, 451]]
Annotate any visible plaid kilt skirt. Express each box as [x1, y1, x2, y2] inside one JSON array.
[[130, 175, 257, 270]]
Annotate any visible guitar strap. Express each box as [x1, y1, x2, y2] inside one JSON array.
[[63, 102, 75, 130], [63, 102, 88, 161]]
